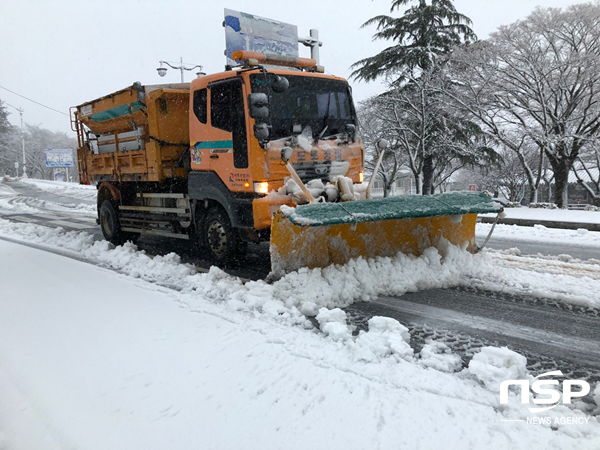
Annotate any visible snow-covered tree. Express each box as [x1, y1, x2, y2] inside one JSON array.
[[573, 142, 600, 205], [358, 66, 496, 194], [0, 100, 16, 175], [352, 0, 484, 195], [445, 3, 600, 207], [358, 97, 407, 197], [351, 0, 476, 83], [23, 124, 77, 180], [1, 118, 77, 180]]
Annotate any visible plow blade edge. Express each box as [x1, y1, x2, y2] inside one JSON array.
[[270, 191, 499, 276]]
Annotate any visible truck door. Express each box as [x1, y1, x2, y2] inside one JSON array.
[[210, 78, 249, 169]]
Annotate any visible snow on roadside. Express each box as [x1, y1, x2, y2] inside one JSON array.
[[1, 220, 600, 446], [1, 215, 600, 313], [478, 221, 600, 249], [1, 240, 598, 449], [481, 206, 600, 224], [0, 179, 96, 215], [5, 178, 600, 309], [18, 178, 97, 201]]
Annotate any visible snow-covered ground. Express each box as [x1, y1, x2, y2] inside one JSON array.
[[15, 177, 97, 202], [1, 239, 600, 450], [1, 180, 600, 449], [483, 206, 600, 224], [0, 178, 95, 215]]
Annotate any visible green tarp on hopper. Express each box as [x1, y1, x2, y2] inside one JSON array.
[[283, 191, 500, 227]]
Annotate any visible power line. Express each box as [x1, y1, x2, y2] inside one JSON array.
[[0, 85, 69, 116]]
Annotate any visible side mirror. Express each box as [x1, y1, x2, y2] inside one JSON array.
[[281, 146, 293, 163], [345, 124, 356, 142], [254, 123, 269, 142], [272, 75, 289, 93], [248, 93, 269, 119]]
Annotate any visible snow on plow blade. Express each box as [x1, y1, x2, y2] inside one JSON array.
[[270, 191, 499, 276]]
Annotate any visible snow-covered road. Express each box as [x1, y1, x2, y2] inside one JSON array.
[[1, 178, 600, 449], [1, 239, 599, 450]]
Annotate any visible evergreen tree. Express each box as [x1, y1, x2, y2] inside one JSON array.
[[0, 100, 15, 175], [0, 101, 10, 134], [351, 0, 476, 82]]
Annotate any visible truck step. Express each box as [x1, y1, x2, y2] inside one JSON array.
[[121, 226, 191, 240], [119, 205, 189, 214]]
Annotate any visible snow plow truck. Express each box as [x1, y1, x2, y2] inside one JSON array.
[[71, 51, 499, 277]]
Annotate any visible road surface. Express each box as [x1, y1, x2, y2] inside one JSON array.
[[2, 179, 599, 388]]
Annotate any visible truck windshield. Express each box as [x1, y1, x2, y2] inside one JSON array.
[[250, 73, 356, 140]]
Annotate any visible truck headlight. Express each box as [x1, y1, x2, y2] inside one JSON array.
[[254, 182, 269, 194]]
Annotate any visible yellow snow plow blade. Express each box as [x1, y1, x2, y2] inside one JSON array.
[[270, 191, 499, 276]]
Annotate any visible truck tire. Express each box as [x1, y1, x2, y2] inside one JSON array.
[[202, 207, 246, 265], [99, 199, 139, 246]]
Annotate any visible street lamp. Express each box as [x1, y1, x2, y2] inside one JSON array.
[[5, 103, 27, 178], [156, 57, 204, 83]]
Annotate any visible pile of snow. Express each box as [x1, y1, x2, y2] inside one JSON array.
[[351, 316, 413, 362], [419, 341, 463, 373], [529, 202, 558, 209], [2, 209, 600, 317], [316, 307, 351, 341], [466, 347, 529, 391]]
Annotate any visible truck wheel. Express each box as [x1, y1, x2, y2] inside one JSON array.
[[203, 207, 246, 265], [99, 199, 138, 245]]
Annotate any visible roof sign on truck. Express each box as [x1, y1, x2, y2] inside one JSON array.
[[224, 8, 298, 67]]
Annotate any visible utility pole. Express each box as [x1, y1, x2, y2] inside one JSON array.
[[5, 103, 27, 178], [17, 107, 26, 178]]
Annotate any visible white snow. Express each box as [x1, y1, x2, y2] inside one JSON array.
[[18, 177, 98, 202], [316, 307, 352, 341], [419, 341, 463, 373], [478, 221, 600, 250], [1, 239, 599, 449], [466, 347, 529, 392], [0, 178, 96, 215], [482, 206, 600, 224], [1, 179, 600, 448]]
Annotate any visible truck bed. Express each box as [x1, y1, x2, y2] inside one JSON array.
[[73, 83, 191, 184]]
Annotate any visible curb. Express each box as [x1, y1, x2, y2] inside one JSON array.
[[478, 216, 600, 232]]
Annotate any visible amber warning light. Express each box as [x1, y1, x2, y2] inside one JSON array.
[[232, 51, 324, 72]]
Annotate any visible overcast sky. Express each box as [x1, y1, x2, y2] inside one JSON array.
[[0, 0, 587, 135]]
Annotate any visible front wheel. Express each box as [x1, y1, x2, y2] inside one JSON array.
[[99, 199, 139, 246], [202, 207, 246, 265]]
